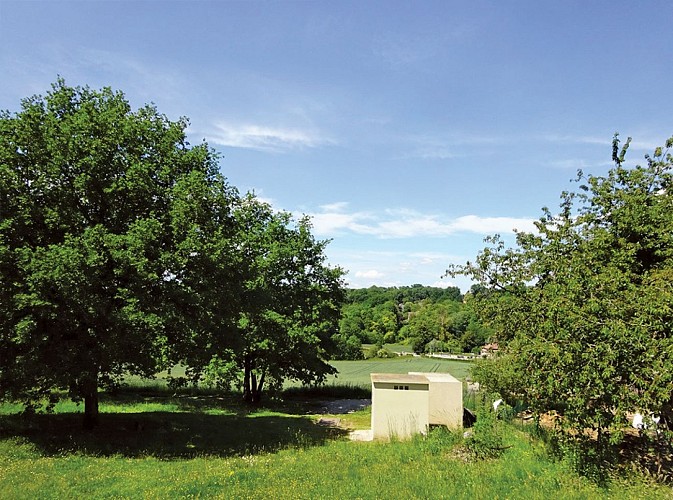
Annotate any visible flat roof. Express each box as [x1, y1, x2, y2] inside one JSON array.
[[408, 372, 460, 383], [370, 373, 429, 384]]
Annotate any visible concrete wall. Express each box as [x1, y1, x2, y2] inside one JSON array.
[[371, 374, 429, 440], [410, 372, 462, 429], [371, 372, 463, 440]]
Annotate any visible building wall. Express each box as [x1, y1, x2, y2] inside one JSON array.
[[423, 374, 463, 428], [428, 375, 463, 429], [371, 381, 429, 440]]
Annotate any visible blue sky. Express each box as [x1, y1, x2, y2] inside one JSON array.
[[2, 1, 672, 291]]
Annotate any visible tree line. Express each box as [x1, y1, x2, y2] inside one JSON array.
[[0, 81, 345, 428], [332, 284, 490, 359]]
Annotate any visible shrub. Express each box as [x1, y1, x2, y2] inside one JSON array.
[[465, 394, 508, 460], [376, 348, 396, 359], [363, 345, 395, 359]]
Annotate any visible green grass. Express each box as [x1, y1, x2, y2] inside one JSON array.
[[126, 356, 472, 395], [0, 396, 668, 499], [115, 357, 472, 432], [282, 383, 371, 400], [0, 395, 344, 460], [324, 356, 473, 388]]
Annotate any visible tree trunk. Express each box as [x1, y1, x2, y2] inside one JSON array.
[[242, 356, 265, 405], [251, 371, 257, 402], [252, 370, 265, 404], [243, 356, 253, 404], [83, 390, 99, 430], [82, 371, 99, 430]]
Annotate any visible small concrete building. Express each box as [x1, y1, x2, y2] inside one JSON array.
[[370, 372, 462, 440]]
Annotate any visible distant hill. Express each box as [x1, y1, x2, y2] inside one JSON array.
[[332, 285, 490, 359]]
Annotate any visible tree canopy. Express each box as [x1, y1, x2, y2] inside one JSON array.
[[187, 195, 346, 403], [0, 80, 345, 425], [334, 285, 487, 357], [449, 134, 673, 452]]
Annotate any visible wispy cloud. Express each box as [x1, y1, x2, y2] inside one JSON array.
[[355, 269, 386, 279], [628, 137, 673, 152], [309, 203, 536, 238], [546, 158, 615, 170], [205, 121, 334, 152], [448, 215, 537, 234], [326, 248, 469, 289]]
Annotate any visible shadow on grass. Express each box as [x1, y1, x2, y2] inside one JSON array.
[[99, 390, 252, 415], [0, 409, 347, 459]]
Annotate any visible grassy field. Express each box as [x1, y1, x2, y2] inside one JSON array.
[[324, 356, 473, 387], [0, 394, 668, 498], [126, 355, 473, 393]]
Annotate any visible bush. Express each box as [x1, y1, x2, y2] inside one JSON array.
[[363, 345, 396, 359], [465, 394, 508, 460], [376, 348, 396, 359]]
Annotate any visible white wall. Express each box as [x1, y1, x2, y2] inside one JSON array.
[[371, 376, 429, 440]]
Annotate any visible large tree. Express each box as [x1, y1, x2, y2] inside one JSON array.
[[0, 80, 230, 428], [449, 135, 673, 448], [196, 195, 346, 404]]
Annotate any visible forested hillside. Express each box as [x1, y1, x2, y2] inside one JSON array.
[[332, 285, 490, 359]]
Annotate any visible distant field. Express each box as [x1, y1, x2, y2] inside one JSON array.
[[322, 357, 472, 388], [127, 356, 473, 391]]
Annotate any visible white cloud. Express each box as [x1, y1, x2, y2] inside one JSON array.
[[309, 204, 536, 238], [449, 215, 537, 234], [431, 278, 456, 289], [412, 147, 462, 160], [355, 270, 386, 279], [327, 248, 471, 290], [206, 121, 333, 152], [629, 137, 672, 152], [319, 201, 350, 212], [309, 211, 375, 235]]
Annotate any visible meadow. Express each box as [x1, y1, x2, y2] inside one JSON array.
[[129, 353, 474, 393], [0, 394, 668, 499], [1, 356, 670, 498], [312, 355, 472, 388]]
